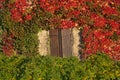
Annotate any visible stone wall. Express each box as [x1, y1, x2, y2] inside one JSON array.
[[38, 30, 50, 56], [72, 28, 80, 58]]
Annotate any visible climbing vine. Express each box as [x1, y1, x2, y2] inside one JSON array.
[[0, 0, 120, 60]]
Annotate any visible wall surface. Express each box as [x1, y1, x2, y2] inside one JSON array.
[[38, 30, 50, 56], [72, 28, 80, 58]]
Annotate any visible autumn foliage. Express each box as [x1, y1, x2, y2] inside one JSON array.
[[1, 0, 120, 60]]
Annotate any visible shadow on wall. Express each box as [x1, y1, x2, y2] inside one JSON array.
[[78, 29, 84, 59]]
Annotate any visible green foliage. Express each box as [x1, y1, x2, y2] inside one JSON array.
[[0, 16, 3, 52], [0, 53, 120, 80], [82, 53, 120, 80], [0, 8, 40, 56], [16, 25, 39, 56]]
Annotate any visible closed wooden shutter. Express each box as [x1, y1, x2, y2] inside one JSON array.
[[49, 29, 72, 57]]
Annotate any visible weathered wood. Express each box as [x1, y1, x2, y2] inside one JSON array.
[[61, 29, 72, 57], [49, 29, 72, 57], [49, 29, 62, 57]]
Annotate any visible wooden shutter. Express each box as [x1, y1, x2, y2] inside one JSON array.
[[49, 29, 72, 57]]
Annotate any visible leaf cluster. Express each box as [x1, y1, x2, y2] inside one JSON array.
[[0, 53, 120, 80]]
